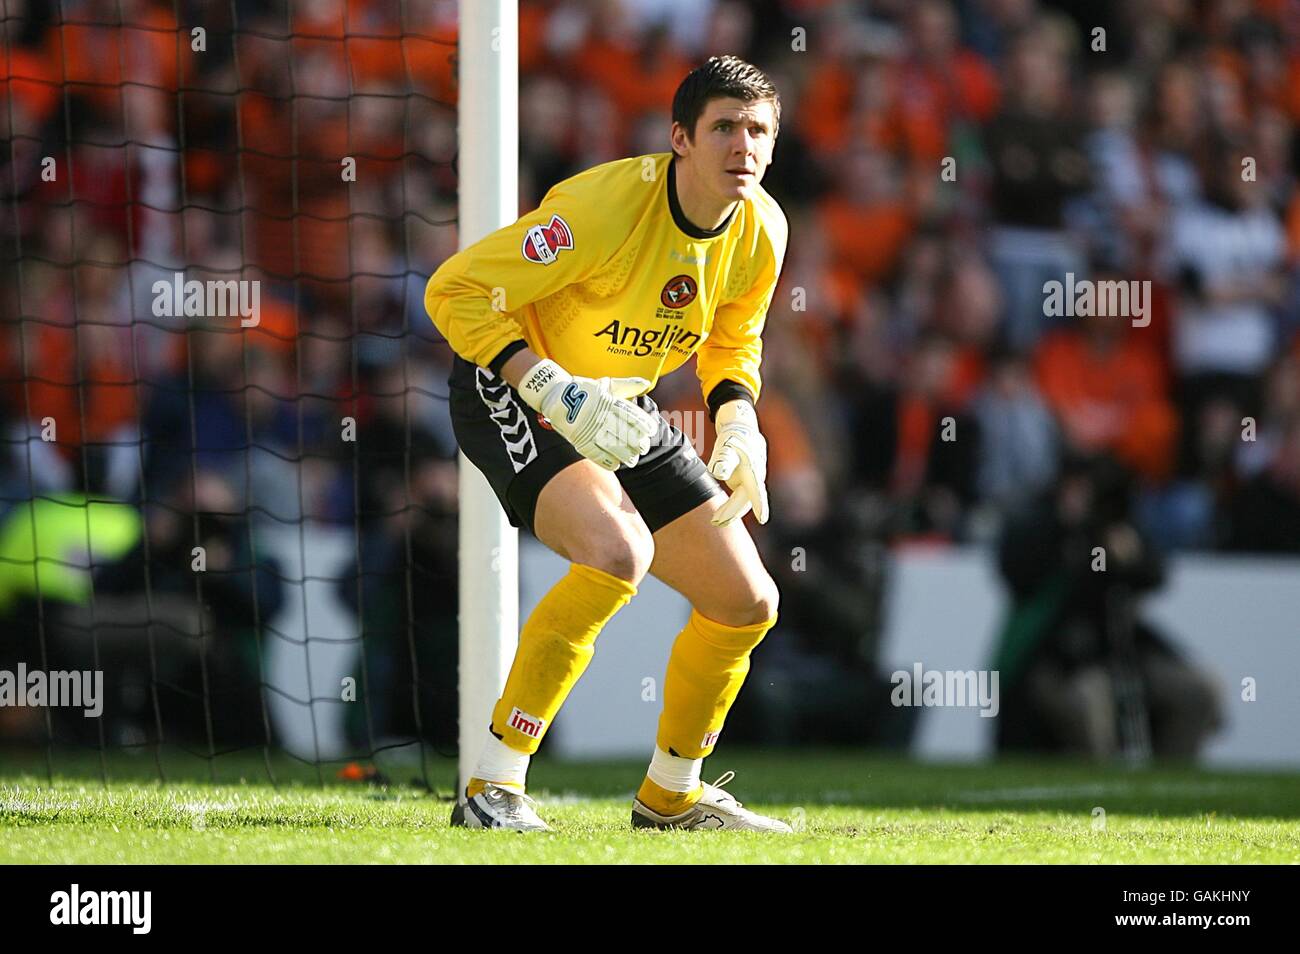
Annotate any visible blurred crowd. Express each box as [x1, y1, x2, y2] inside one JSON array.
[[642, 0, 1300, 560], [1, 0, 1297, 756]]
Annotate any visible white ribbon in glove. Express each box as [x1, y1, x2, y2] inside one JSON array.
[[516, 359, 656, 471], [708, 399, 769, 526]]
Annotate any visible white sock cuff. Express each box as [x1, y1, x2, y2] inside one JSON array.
[[474, 732, 531, 790], [646, 746, 703, 792]]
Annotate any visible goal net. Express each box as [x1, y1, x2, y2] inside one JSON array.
[[0, 0, 471, 789]]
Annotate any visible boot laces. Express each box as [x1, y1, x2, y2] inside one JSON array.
[[704, 770, 742, 809], [484, 783, 541, 821]]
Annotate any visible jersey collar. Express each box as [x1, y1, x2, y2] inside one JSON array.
[[667, 158, 736, 240]]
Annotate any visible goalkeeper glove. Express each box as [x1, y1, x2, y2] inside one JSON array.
[[708, 399, 769, 527], [517, 358, 656, 471]]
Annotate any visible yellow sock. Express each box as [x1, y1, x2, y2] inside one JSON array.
[[636, 776, 704, 816], [489, 562, 637, 753], [466, 775, 524, 798], [655, 609, 777, 759]]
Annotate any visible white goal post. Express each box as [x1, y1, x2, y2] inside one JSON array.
[[456, 0, 519, 791]]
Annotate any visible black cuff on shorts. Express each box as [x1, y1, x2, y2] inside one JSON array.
[[487, 339, 528, 377], [706, 380, 756, 420]]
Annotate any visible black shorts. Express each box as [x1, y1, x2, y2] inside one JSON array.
[[448, 355, 720, 535]]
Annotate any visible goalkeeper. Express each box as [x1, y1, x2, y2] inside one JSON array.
[[426, 56, 790, 832]]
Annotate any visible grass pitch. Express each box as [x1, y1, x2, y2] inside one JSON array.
[[2, 749, 1298, 863]]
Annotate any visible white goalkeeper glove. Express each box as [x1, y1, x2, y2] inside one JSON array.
[[516, 358, 656, 471], [708, 399, 769, 527]]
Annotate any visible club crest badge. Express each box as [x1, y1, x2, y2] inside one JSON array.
[[660, 274, 698, 308]]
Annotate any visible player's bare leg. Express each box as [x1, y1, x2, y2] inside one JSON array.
[[532, 461, 655, 581], [453, 460, 652, 830], [629, 495, 792, 832], [647, 494, 777, 626]]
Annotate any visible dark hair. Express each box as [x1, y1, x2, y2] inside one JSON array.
[[671, 55, 781, 148]]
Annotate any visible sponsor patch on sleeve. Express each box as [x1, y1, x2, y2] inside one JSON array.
[[521, 214, 574, 265]]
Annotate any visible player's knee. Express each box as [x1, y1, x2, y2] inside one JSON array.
[[722, 574, 780, 628], [750, 575, 780, 625], [572, 518, 654, 585]]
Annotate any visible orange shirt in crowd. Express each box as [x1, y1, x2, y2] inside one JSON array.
[[799, 62, 857, 154], [47, 5, 189, 109], [17, 323, 137, 456], [816, 197, 914, 289], [945, 346, 987, 409], [334, 0, 460, 101], [897, 53, 1000, 161], [238, 92, 351, 295], [1034, 330, 1178, 481], [801, 51, 997, 161], [892, 395, 935, 495], [2, 46, 59, 127], [571, 32, 690, 135], [660, 385, 812, 490], [890, 344, 987, 494]]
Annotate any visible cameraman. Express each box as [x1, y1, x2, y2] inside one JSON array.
[[992, 453, 1222, 759]]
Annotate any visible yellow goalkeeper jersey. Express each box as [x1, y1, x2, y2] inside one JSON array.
[[424, 152, 788, 406]]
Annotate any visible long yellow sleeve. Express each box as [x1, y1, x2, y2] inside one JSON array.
[[696, 202, 788, 403], [424, 183, 609, 368]]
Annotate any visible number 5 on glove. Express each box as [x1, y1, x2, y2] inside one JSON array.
[[517, 358, 656, 471]]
